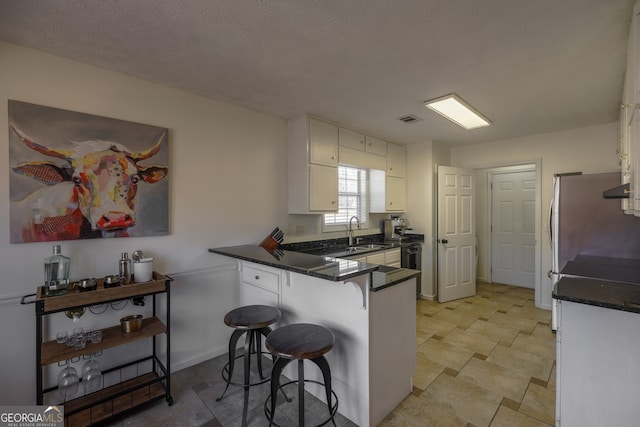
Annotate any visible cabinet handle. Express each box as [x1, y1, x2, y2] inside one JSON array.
[[360, 140, 364, 144], [331, 155, 336, 160], [255, 275, 260, 280], [332, 200, 336, 205], [389, 201, 393, 205], [389, 167, 393, 171]]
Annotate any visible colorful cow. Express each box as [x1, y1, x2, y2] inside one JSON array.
[[10, 123, 168, 242]]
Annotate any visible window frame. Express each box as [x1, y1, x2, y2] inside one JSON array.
[[322, 165, 369, 232]]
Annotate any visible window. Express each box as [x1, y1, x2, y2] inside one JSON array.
[[324, 165, 368, 230]]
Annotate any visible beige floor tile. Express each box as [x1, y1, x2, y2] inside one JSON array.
[[487, 292, 530, 307], [441, 328, 498, 356], [466, 319, 520, 346], [478, 283, 512, 293], [531, 323, 555, 340], [508, 305, 552, 324], [417, 338, 475, 371], [417, 300, 446, 316], [511, 334, 556, 361], [488, 311, 540, 333], [490, 405, 552, 427], [520, 383, 556, 425], [416, 315, 458, 337], [547, 365, 556, 389], [420, 373, 503, 427], [486, 344, 554, 381], [503, 286, 536, 300], [379, 394, 468, 427], [416, 327, 432, 346], [457, 357, 531, 402], [413, 353, 446, 390], [433, 308, 479, 329], [451, 300, 499, 318]]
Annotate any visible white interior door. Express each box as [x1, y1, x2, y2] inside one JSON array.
[[437, 166, 476, 302], [491, 170, 536, 288]]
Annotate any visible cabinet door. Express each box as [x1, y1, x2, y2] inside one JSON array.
[[309, 118, 338, 167], [309, 164, 338, 211], [366, 252, 386, 265], [339, 127, 365, 151], [384, 248, 401, 267], [241, 282, 280, 307], [386, 176, 406, 211], [365, 136, 387, 156], [387, 143, 406, 177]]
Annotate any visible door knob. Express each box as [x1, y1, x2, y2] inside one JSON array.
[[441, 239, 448, 244]]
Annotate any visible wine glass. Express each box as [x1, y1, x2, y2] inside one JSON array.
[[82, 353, 102, 394], [57, 360, 79, 401]]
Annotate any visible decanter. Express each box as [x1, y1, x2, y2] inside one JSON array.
[[44, 245, 70, 296]]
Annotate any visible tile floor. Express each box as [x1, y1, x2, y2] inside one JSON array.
[[104, 282, 555, 426]]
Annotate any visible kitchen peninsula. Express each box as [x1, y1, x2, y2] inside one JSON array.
[[208, 245, 419, 426]]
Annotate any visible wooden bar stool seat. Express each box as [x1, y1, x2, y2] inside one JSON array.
[[264, 323, 338, 427], [217, 304, 281, 427]]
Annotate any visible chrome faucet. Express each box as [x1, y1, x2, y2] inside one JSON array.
[[348, 216, 360, 247]]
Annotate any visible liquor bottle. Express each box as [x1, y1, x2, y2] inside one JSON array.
[[44, 245, 70, 296]]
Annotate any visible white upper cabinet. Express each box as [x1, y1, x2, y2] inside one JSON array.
[[365, 136, 388, 156], [339, 128, 388, 156], [386, 143, 406, 177], [288, 115, 338, 213], [339, 127, 366, 150], [370, 170, 406, 212], [310, 118, 339, 167]]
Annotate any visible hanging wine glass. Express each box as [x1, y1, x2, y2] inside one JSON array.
[[82, 353, 102, 394], [57, 360, 79, 402]]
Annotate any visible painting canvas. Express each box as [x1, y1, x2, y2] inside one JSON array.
[[8, 100, 169, 243]]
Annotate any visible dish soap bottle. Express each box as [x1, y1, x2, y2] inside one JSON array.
[[44, 245, 70, 296]]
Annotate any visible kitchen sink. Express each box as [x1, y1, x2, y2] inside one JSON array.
[[356, 244, 387, 249]]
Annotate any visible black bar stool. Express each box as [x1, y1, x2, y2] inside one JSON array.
[[217, 304, 281, 426], [264, 323, 338, 427]]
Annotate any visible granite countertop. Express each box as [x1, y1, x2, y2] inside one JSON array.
[[552, 255, 640, 314], [209, 245, 378, 282]]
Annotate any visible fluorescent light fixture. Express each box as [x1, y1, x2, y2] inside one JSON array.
[[424, 94, 491, 130]]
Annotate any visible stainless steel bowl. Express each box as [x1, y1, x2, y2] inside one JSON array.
[[103, 275, 121, 288], [120, 315, 143, 333], [77, 278, 97, 292]]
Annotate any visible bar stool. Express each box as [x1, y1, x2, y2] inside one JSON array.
[[265, 323, 339, 427], [217, 304, 281, 426]]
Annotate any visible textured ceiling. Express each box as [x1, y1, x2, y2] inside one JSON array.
[[0, 0, 635, 146]]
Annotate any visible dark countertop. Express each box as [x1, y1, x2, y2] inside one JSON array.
[[371, 266, 421, 292], [552, 255, 640, 314], [209, 245, 378, 282], [553, 276, 640, 314]]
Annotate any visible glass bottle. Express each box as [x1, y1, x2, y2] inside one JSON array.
[[44, 245, 70, 296]]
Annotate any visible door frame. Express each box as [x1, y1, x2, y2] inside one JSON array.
[[483, 160, 542, 307]]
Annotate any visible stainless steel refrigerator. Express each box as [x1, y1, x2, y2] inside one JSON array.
[[550, 172, 640, 326]]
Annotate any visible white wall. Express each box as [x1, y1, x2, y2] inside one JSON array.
[[406, 141, 450, 298], [0, 41, 289, 404], [450, 123, 620, 308]]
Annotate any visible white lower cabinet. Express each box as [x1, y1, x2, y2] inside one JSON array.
[[239, 262, 282, 308], [347, 248, 402, 267], [556, 300, 640, 426]]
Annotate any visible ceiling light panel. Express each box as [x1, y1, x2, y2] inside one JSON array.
[[425, 94, 491, 130]]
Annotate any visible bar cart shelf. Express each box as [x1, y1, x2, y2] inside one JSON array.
[[35, 272, 173, 427]]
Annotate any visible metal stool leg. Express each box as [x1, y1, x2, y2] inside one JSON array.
[[298, 359, 305, 427], [268, 357, 291, 426], [311, 356, 337, 427], [241, 329, 254, 427], [216, 329, 247, 401]]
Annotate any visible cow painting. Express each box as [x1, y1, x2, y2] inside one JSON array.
[[9, 112, 169, 243]]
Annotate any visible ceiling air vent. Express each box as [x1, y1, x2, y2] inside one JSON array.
[[397, 114, 423, 124]]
